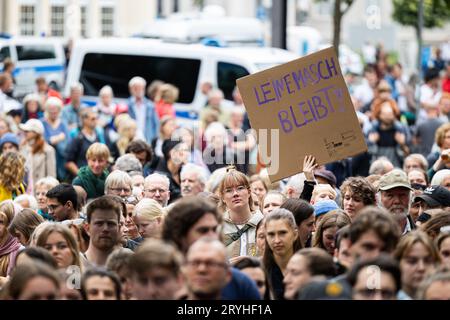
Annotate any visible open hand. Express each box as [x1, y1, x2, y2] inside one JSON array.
[[303, 155, 317, 181]]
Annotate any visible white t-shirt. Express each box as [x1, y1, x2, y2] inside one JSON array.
[[135, 99, 147, 140]]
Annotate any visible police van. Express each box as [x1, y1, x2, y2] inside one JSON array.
[[0, 37, 66, 97], [64, 37, 298, 124]]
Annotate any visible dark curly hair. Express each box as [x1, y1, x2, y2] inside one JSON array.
[[161, 196, 221, 253]]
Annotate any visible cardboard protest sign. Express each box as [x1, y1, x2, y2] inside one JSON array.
[[236, 46, 367, 183]]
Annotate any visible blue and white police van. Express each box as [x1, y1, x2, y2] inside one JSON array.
[[0, 37, 66, 98]]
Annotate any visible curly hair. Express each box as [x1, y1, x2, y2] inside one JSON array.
[[0, 152, 25, 191], [340, 176, 377, 207]]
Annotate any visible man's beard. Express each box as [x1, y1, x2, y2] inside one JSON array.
[[388, 205, 409, 220]]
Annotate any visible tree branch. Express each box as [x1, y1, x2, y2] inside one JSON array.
[[342, 0, 354, 15]]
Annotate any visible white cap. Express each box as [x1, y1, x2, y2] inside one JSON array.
[[19, 119, 45, 136]]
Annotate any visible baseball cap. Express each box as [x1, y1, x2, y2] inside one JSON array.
[[313, 200, 339, 217], [414, 185, 450, 207], [19, 119, 45, 136], [0, 132, 19, 149], [378, 169, 413, 191], [314, 169, 337, 186], [298, 280, 352, 300]]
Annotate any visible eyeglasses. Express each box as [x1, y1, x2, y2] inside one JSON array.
[[109, 187, 132, 194], [186, 260, 228, 270], [47, 203, 62, 212], [144, 188, 168, 194], [355, 288, 396, 299], [224, 185, 247, 195]]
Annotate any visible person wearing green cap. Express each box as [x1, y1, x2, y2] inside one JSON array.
[[378, 169, 416, 234]]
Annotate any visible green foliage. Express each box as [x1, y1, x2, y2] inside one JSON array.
[[392, 0, 450, 29]]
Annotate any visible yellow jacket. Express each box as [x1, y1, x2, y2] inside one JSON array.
[[0, 184, 26, 202]]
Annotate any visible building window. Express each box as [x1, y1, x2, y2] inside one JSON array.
[[316, 0, 332, 16], [20, 5, 35, 36], [101, 7, 114, 37], [51, 6, 65, 37], [80, 6, 87, 37]]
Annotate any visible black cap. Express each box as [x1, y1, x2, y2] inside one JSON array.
[[297, 280, 351, 300], [414, 185, 450, 208]]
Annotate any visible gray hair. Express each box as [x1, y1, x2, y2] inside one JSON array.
[[35, 176, 59, 190], [431, 169, 450, 186], [115, 154, 143, 176], [180, 163, 208, 185], [45, 97, 63, 110], [204, 122, 228, 144], [99, 85, 114, 97], [128, 76, 146, 87], [369, 157, 394, 175], [13, 194, 39, 212], [416, 272, 450, 300], [105, 170, 133, 193], [70, 82, 84, 93], [144, 173, 170, 189], [284, 173, 306, 196]]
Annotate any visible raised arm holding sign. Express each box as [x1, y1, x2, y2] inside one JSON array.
[[237, 47, 367, 183]]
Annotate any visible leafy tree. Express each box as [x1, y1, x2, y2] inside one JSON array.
[[392, 0, 450, 72], [317, 0, 355, 56], [392, 0, 450, 38]]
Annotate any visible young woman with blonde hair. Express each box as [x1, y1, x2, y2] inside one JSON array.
[[394, 230, 440, 299], [133, 198, 165, 239], [8, 208, 44, 246], [36, 223, 83, 271], [218, 167, 264, 259], [0, 152, 26, 201]]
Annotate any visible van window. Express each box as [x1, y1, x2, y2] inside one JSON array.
[[0, 46, 11, 62], [217, 62, 249, 100], [16, 45, 56, 60], [79, 53, 201, 103]]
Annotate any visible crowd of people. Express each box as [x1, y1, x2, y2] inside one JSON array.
[[0, 44, 449, 300]]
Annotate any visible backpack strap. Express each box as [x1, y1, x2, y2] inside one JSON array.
[[224, 223, 253, 247]]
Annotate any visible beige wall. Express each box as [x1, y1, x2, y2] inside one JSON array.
[[116, 0, 157, 37], [4, 0, 19, 35]]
